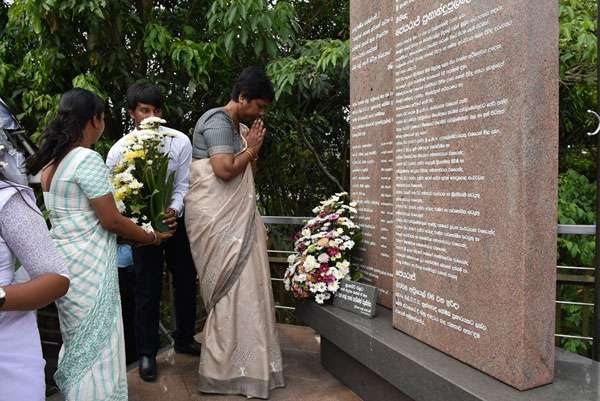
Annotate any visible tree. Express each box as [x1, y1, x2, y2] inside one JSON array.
[[559, 0, 598, 179], [0, 0, 350, 215]]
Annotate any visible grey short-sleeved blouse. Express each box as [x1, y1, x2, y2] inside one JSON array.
[[192, 107, 243, 160]]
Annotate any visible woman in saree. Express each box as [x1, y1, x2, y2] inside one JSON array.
[[185, 66, 284, 399], [27, 88, 173, 401]]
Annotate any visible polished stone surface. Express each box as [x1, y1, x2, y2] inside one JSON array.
[[298, 302, 600, 401], [350, 0, 559, 389], [47, 324, 361, 401], [333, 279, 379, 318], [349, 0, 396, 308]]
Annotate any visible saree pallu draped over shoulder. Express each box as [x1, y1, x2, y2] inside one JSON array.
[[185, 159, 284, 399]]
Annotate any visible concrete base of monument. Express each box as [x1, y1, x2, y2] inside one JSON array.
[[296, 301, 600, 401]]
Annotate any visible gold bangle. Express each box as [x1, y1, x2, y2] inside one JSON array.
[[245, 148, 258, 161]]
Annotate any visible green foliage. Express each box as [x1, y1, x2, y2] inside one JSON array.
[[557, 169, 596, 266], [1, 0, 350, 217], [557, 0, 599, 358], [559, 0, 598, 161], [207, 0, 297, 58], [556, 169, 596, 357]]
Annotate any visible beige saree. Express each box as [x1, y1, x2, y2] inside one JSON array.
[[184, 158, 284, 399]]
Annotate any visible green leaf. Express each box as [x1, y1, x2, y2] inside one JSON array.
[[224, 31, 235, 55]]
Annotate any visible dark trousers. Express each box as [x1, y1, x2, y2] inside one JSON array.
[[118, 266, 138, 365], [133, 218, 197, 357]]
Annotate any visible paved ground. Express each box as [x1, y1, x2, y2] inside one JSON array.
[[50, 324, 361, 401]]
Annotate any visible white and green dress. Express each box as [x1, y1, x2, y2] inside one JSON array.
[[44, 147, 127, 401]]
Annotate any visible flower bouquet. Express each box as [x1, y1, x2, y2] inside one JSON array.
[[284, 192, 363, 304], [111, 117, 175, 232]]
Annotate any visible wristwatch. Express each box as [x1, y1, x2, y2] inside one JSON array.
[[0, 286, 5, 309]]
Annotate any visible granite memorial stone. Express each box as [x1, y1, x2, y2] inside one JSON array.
[[350, 0, 558, 391], [350, 0, 396, 308]]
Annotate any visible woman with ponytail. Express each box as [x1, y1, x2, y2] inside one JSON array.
[[28, 88, 173, 401]]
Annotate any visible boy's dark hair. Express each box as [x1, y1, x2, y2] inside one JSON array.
[[230, 66, 275, 103], [126, 83, 164, 110]]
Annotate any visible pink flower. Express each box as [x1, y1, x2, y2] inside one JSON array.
[[328, 214, 339, 221], [317, 253, 330, 263], [320, 264, 329, 272], [327, 248, 338, 257]]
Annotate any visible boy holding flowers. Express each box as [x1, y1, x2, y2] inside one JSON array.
[[106, 83, 199, 382]]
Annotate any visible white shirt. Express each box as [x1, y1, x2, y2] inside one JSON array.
[[106, 126, 192, 215]]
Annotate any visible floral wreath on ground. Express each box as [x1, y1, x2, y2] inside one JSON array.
[[284, 192, 362, 304]]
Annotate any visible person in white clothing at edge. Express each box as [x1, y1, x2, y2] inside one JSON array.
[[106, 83, 199, 382]]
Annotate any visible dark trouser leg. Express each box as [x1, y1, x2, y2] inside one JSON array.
[[118, 266, 137, 365], [133, 244, 165, 357], [165, 218, 198, 346]]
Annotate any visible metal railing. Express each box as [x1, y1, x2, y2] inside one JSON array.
[[556, 225, 597, 347], [265, 218, 600, 353]]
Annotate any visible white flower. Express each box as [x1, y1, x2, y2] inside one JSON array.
[[336, 260, 350, 269], [141, 222, 153, 233], [141, 215, 148, 221], [304, 255, 320, 272], [130, 217, 139, 224], [128, 179, 143, 190], [116, 171, 134, 183], [302, 228, 311, 237], [315, 293, 326, 304], [342, 240, 355, 250], [330, 267, 345, 280], [349, 201, 357, 207], [296, 273, 307, 283], [317, 253, 329, 263], [327, 281, 340, 292], [287, 254, 297, 264], [336, 228, 344, 235], [139, 116, 166, 129], [315, 282, 327, 292], [147, 160, 153, 165]]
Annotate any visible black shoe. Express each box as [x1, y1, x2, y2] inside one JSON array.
[[174, 341, 201, 356], [138, 355, 157, 382]]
